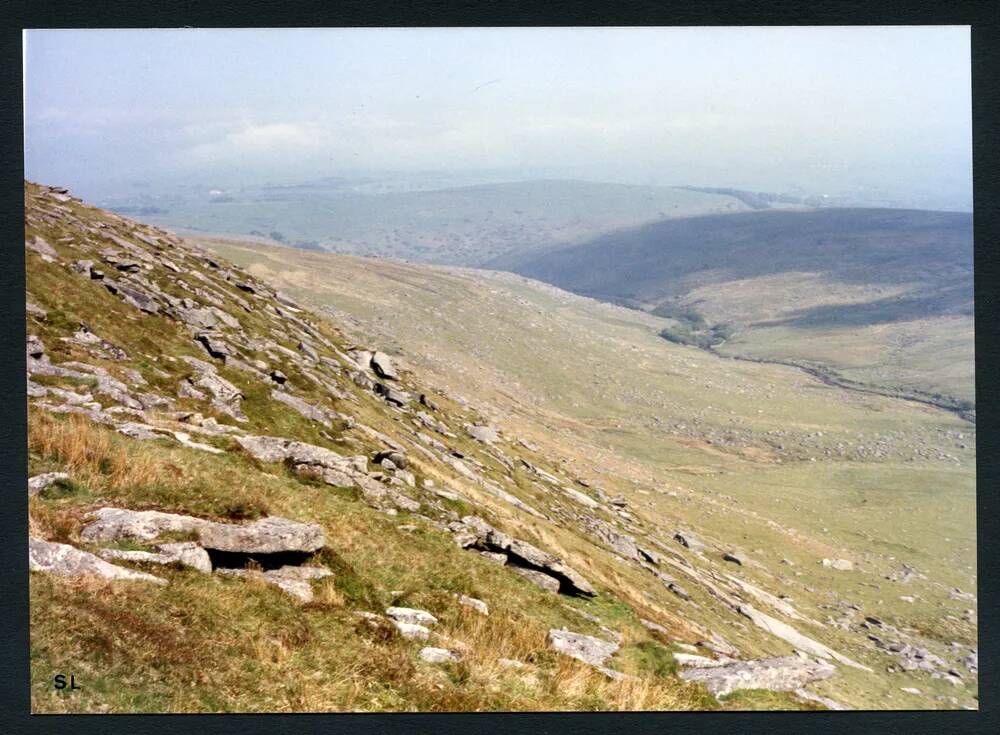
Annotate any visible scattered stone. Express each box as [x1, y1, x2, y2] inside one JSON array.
[[674, 530, 705, 553], [822, 558, 854, 571], [680, 656, 835, 697], [547, 628, 619, 667], [81, 507, 324, 555], [386, 607, 438, 626], [419, 647, 460, 664], [722, 551, 746, 565], [511, 567, 561, 594], [639, 618, 669, 635], [457, 594, 489, 615], [28, 472, 70, 496], [29, 537, 165, 584], [270, 389, 332, 426], [370, 351, 399, 380], [26, 236, 58, 262], [393, 622, 432, 640], [98, 541, 212, 574], [468, 425, 498, 443]]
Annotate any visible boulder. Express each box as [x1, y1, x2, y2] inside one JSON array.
[[198, 516, 325, 555], [547, 629, 619, 667], [457, 515, 596, 597], [29, 537, 165, 584], [196, 333, 233, 361], [28, 472, 70, 497], [81, 507, 210, 543], [386, 607, 438, 627], [394, 622, 431, 639], [512, 567, 560, 594], [375, 450, 408, 469], [419, 647, 460, 663], [270, 389, 332, 426], [26, 236, 58, 262], [457, 594, 489, 616], [679, 656, 836, 697], [98, 542, 212, 574], [674, 530, 705, 553], [370, 351, 399, 380], [467, 425, 498, 443], [81, 507, 324, 555], [723, 551, 746, 566], [216, 565, 330, 603], [822, 558, 854, 571], [373, 382, 411, 407], [235, 435, 361, 472]]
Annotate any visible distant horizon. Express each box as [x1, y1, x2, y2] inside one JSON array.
[[24, 27, 972, 211]]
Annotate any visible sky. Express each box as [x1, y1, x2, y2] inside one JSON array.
[[24, 27, 972, 207]]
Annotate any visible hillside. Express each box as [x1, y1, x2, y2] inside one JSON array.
[[498, 208, 974, 409], [208, 235, 977, 712], [125, 180, 751, 266]]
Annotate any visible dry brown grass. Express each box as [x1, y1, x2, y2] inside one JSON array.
[[29, 412, 161, 491]]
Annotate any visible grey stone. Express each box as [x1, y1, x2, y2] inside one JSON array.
[[468, 425, 498, 443], [27, 236, 58, 262], [457, 594, 489, 615], [386, 607, 438, 626], [370, 351, 399, 380], [28, 472, 70, 496], [511, 567, 560, 594], [548, 628, 619, 667], [419, 647, 460, 663], [679, 656, 836, 697], [198, 516, 325, 555], [270, 389, 332, 426], [29, 537, 165, 584]]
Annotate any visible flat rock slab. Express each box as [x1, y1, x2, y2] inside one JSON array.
[[197, 516, 325, 554], [30, 538, 166, 584], [679, 656, 836, 697], [737, 604, 870, 671], [548, 629, 619, 667], [81, 507, 325, 554]]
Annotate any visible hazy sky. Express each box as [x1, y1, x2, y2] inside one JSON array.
[[24, 27, 972, 205]]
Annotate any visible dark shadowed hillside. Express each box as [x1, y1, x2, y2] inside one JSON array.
[[500, 208, 974, 407]]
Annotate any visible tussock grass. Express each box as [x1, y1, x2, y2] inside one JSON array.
[[29, 412, 161, 492]]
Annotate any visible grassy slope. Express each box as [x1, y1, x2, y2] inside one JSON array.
[[24, 183, 764, 713], [136, 180, 749, 266], [499, 208, 974, 405], [209, 238, 978, 711]]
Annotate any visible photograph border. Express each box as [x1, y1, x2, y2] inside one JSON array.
[[2, 1, 997, 733]]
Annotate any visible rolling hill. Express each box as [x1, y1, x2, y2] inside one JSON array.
[[129, 180, 752, 266], [497, 208, 974, 409], [207, 234, 977, 711]]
